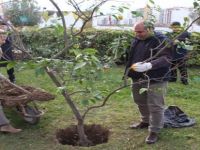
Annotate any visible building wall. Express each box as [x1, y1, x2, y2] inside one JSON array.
[[161, 7, 190, 24], [161, 7, 200, 32], [0, 0, 4, 16], [93, 6, 200, 32]]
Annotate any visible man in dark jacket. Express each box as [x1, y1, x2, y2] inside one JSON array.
[[0, 21, 15, 83], [168, 21, 190, 85], [125, 21, 172, 144]]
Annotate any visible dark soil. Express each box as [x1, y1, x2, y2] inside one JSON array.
[[56, 124, 110, 146]]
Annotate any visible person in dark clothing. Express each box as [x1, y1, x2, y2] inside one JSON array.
[[0, 29, 21, 133], [0, 21, 15, 83], [168, 21, 190, 85], [125, 20, 173, 144]]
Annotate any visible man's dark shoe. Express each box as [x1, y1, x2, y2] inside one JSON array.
[[182, 80, 188, 85], [169, 79, 176, 82], [145, 132, 158, 144], [129, 122, 149, 129]]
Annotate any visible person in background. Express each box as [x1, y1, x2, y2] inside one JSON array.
[[0, 21, 15, 83], [125, 20, 172, 144], [0, 29, 21, 133], [168, 21, 190, 85]]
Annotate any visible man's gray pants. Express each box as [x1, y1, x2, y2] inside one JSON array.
[[0, 103, 9, 126], [132, 81, 167, 133]]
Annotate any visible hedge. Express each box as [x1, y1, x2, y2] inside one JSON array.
[[19, 27, 200, 66]]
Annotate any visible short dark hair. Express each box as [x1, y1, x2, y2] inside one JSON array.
[[171, 21, 181, 26]]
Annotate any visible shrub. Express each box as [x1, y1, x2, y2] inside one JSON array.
[[4, 0, 41, 26], [20, 27, 200, 66]]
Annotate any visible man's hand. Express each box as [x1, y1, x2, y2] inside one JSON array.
[[0, 48, 3, 58], [131, 62, 152, 72]]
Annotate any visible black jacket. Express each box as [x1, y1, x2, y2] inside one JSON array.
[[125, 32, 173, 82], [174, 32, 190, 60], [167, 31, 190, 60], [1, 36, 13, 61], [0, 36, 13, 67]]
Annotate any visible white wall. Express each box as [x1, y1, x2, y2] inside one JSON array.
[[38, 7, 200, 32], [171, 8, 200, 32]]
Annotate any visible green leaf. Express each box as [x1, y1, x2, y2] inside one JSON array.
[[112, 14, 118, 20], [139, 88, 148, 94], [75, 54, 82, 60], [84, 48, 97, 55], [6, 61, 16, 70], [118, 7, 124, 13], [94, 94, 103, 100], [184, 17, 189, 22], [56, 86, 66, 94], [99, 12, 104, 16], [42, 11, 50, 22], [91, 55, 100, 63], [148, 0, 155, 4], [63, 11, 69, 16], [90, 99, 96, 104], [122, 6, 129, 10], [35, 67, 45, 77], [70, 49, 81, 56], [26, 61, 37, 69], [193, 2, 199, 8], [74, 62, 87, 70], [79, 79, 84, 84], [131, 11, 143, 17], [81, 99, 89, 106]]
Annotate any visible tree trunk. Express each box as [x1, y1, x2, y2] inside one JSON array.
[[77, 120, 92, 146], [45, 67, 92, 146]]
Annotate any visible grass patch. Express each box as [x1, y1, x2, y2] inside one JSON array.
[[0, 67, 200, 150]]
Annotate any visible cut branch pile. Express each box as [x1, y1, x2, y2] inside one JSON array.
[[0, 76, 55, 107]]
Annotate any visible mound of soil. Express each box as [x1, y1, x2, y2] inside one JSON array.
[[56, 124, 110, 146]]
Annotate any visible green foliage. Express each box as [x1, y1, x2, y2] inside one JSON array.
[[21, 26, 65, 57], [21, 27, 133, 62], [4, 0, 41, 26], [12, 46, 106, 106], [20, 27, 200, 66], [6, 61, 17, 70], [66, 48, 105, 105], [166, 30, 200, 66], [188, 32, 200, 66], [79, 29, 133, 62]]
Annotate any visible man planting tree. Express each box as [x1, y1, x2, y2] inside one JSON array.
[[125, 20, 173, 144]]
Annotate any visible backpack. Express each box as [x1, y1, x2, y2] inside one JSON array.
[[164, 105, 196, 128]]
